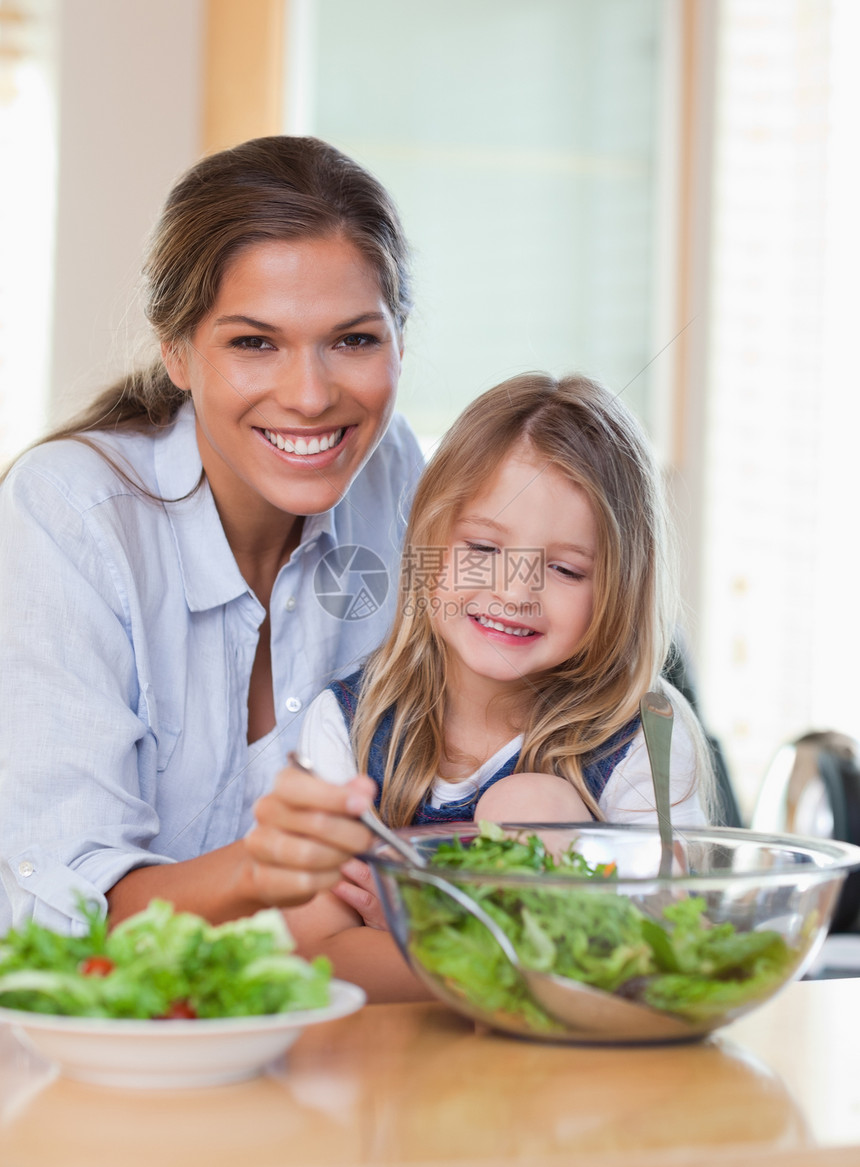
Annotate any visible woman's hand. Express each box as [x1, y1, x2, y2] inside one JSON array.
[[244, 765, 376, 908], [109, 765, 377, 927], [333, 858, 390, 931]]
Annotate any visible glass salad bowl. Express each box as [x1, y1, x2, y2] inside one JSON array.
[[365, 822, 860, 1044]]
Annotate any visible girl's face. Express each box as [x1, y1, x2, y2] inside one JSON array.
[[161, 234, 403, 542], [431, 451, 597, 699]]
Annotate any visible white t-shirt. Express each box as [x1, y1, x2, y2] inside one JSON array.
[[297, 688, 706, 825]]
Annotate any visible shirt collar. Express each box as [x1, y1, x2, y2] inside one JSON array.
[[153, 403, 249, 612], [302, 464, 383, 548], [152, 402, 342, 611], [301, 502, 338, 548]]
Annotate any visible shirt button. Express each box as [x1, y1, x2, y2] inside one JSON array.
[[285, 596, 297, 612], [18, 860, 35, 878], [285, 697, 303, 713]]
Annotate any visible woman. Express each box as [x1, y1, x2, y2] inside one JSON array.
[[0, 136, 424, 935]]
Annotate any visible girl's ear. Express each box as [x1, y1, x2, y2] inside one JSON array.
[[160, 340, 190, 391]]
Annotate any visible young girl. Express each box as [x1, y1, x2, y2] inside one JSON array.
[[288, 371, 713, 998]]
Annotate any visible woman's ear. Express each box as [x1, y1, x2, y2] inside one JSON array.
[[160, 340, 190, 391]]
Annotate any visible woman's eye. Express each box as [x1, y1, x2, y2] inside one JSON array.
[[338, 332, 380, 350], [229, 335, 275, 351]]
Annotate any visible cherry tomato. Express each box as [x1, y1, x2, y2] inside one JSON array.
[[79, 955, 115, 977], [160, 1000, 197, 1020]]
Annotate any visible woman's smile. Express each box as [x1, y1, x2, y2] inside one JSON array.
[[161, 234, 402, 545], [260, 425, 348, 457]]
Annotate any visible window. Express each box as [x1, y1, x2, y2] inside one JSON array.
[[698, 0, 860, 808], [287, 0, 674, 446], [0, 0, 56, 467]]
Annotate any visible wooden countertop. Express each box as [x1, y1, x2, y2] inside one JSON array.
[[1, 978, 859, 1167]]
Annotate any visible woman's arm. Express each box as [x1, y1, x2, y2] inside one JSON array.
[[106, 768, 377, 924], [0, 457, 162, 933], [0, 458, 378, 932]]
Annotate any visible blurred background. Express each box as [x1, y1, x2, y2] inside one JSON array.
[[1, 0, 858, 820]]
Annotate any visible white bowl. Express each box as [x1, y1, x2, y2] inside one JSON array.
[[0, 979, 365, 1089]]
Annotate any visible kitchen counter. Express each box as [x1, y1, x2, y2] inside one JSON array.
[[1, 977, 859, 1167]]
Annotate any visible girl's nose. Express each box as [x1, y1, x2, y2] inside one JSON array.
[[496, 553, 535, 595], [493, 553, 544, 608]]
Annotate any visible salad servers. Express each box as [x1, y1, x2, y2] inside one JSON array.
[[289, 751, 427, 868], [639, 689, 676, 877], [401, 863, 698, 1041], [289, 750, 697, 1042]]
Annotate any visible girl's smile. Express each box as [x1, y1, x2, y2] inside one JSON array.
[[469, 612, 539, 639], [432, 450, 597, 697]]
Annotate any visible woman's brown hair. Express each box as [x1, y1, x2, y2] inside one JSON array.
[[17, 135, 412, 452]]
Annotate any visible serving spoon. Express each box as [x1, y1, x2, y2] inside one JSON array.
[[640, 689, 676, 877], [287, 743, 697, 1041], [289, 751, 427, 867]]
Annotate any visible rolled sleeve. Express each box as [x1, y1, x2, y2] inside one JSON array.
[[0, 464, 166, 932], [0, 847, 176, 935]]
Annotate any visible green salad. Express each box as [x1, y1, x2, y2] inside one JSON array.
[[0, 899, 330, 1019], [402, 824, 799, 1031]]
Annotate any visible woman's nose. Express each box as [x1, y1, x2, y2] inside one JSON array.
[[276, 349, 337, 417]]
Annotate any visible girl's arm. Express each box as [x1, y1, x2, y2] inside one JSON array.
[[600, 702, 708, 825], [283, 889, 431, 1003], [285, 685, 430, 1001], [475, 772, 591, 822]]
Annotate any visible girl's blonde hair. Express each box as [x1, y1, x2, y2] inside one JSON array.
[[354, 371, 704, 826]]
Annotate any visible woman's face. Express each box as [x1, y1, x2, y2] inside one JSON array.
[[162, 234, 403, 538]]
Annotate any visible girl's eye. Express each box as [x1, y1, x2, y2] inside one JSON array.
[[337, 332, 380, 350], [550, 563, 586, 581], [464, 540, 498, 555], [229, 335, 275, 351]]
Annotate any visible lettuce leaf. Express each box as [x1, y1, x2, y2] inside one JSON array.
[[407, 826, 797, 1028], [0, 900, 330, 1019]]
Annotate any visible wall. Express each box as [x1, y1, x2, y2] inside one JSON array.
[[49, 0, 203, 420]]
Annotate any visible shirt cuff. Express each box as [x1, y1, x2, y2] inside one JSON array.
[[1, 845, 176, 935]]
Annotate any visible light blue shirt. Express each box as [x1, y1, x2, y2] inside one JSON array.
[[0, 403, 423, 933]]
